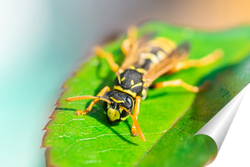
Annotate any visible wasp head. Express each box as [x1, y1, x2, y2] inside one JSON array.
[[102, 90, 134, 123]]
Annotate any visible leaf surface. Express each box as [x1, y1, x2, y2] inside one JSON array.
[[42, 22, 250, 167]]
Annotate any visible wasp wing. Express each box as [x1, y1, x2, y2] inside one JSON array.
[[143, 42, 190, 86], [120, 34, 154, 71]]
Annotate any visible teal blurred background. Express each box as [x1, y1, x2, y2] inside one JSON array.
[[1, 0, 249, 166]]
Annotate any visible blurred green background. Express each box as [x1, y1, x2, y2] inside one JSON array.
[[1, 0, 250, 167]]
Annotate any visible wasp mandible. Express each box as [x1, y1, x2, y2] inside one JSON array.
[[66, 26, 223, 141]]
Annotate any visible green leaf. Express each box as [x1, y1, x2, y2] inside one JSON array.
[[42, 22, 250, 167], [137, 54, 250, 167]]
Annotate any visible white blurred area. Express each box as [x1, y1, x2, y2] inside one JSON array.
[[208, 85, 250, 167], [0, 0, 250, 167]]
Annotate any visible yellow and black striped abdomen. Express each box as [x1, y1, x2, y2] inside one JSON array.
[[114, 38, 176, 99], [135, 46, 169, 71]]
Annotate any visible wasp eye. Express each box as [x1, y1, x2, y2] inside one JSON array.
[[126, 97, 132, 108]]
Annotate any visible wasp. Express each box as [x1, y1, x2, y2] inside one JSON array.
[[66, 26, 223, 141]]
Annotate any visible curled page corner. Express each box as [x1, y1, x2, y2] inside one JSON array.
[[195, 83, 249, 151]]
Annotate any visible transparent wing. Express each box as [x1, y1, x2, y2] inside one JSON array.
[[120, 35, 153, 70], [143, 42, 190, 86]]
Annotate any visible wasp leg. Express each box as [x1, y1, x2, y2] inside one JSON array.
[[131, 96, 141, 136], [168, 49, 224, 74], [121, 26, 138, 56], [94, 46, 120, 73], [75, 86, 110, 115], [152, 79, 209, 93]]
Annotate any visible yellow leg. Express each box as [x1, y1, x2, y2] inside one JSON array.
[[152, 79, 209, 93], [169, 49, 224, 74], [121, 26, 138, 56], [75, 86, 110, 115], [94, 46, 119, 73], [131, 96, 141, 136]]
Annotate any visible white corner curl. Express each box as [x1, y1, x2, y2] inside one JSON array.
[[195, 83, 249, 151]]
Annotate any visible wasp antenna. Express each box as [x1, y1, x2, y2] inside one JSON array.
[[120, 106, 146, 142], [66, 95, 111, 104], [65, 95, 97, 101], [98, 96, 112, 104]]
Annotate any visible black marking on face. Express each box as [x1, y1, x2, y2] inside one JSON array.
[[102, 90, 134, 123]]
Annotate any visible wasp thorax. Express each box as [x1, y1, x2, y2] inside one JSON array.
[[102, 90, 134, 123]]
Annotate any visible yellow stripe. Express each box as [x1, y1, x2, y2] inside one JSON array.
[[114, 86, 137, 98], [136, 68, 146, 73], [121, 77, 126, 81], [150, 41, 172, 53], [131, 80, 134, 85], [129, 66, 135, 70], [157, 50, 166, 60], [149, 38, 177, 53], [110, 97, 125, 103], [131, 82, 142, 89], [141, 89, 147, 97], [121, 115, 129, 121], [117, 74, 121, 84], [156, 37, 176, 48], [141, 53, 159, 64]]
